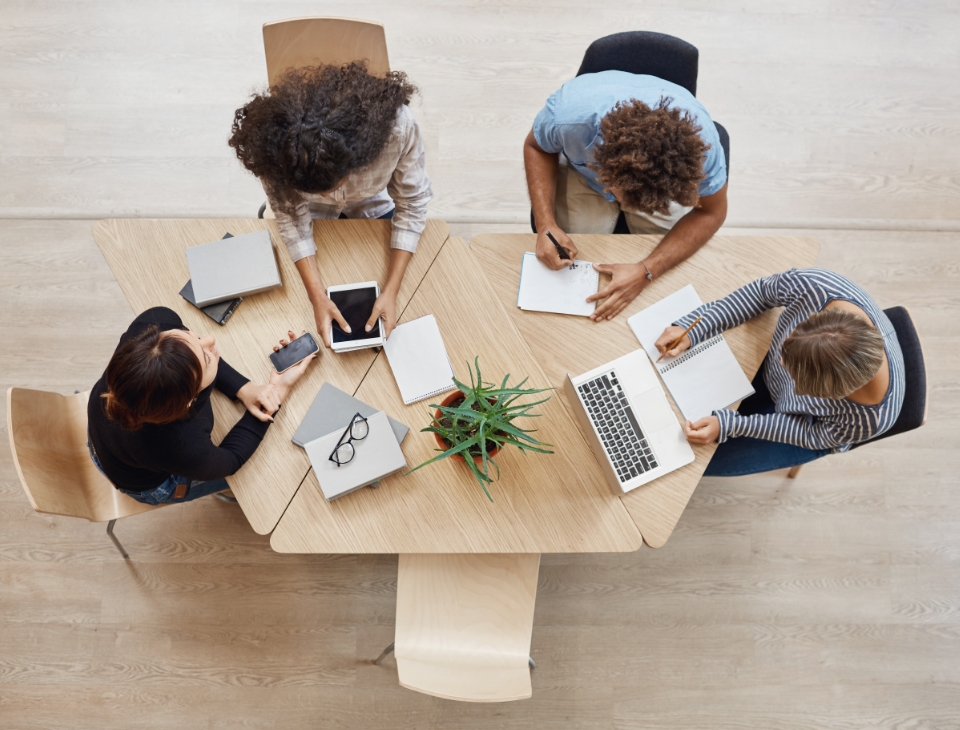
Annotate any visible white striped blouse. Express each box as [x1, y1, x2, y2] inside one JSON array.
[[674, 268, 905, 452]]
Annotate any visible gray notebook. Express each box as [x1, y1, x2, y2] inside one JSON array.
[[185, 229, 282, 306], [292, 382, 409, 448]]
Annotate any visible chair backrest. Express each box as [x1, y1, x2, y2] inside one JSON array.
[[262, 17, 390, 87], [394, 553, 540, 702], [6, 388, 155, 522], [576, 31, 699, 96], [852, 307, 927, 449]]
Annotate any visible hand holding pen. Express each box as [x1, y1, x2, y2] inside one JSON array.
[[654, 317, 702, 362], [535, 226, 578, 270]]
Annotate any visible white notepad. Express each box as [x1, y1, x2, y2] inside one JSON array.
[[627, 284, 755, 421], [516, 252, 599, 317], [383, 314, 457, 405]]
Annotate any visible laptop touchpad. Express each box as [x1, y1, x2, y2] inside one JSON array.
[[630, 388, 678, 435]]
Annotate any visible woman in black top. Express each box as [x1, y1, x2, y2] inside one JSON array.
[[87, 307, 314, 505]]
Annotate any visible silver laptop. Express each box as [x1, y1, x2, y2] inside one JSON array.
[[564, 349, 694, 494]]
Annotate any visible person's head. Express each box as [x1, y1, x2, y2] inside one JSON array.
[[101, 326, 220, 430], [228, 62, 417, 214], [590, 97, 708, 215], [781, 309, 885, 399]]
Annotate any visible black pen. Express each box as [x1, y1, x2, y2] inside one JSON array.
[[545, 231, 571, 261]]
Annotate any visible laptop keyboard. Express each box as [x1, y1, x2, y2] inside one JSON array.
[[577, 371, 659, 483]]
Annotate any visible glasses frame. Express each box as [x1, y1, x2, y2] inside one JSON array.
[[328, 412, 369, 467]]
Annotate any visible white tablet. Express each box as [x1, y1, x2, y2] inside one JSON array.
[[327, 281, 385, 352]]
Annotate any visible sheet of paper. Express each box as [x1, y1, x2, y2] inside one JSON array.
[[627, 285, 755, 421], [516, 252, 598, 317], [383, 314, 457, 405]]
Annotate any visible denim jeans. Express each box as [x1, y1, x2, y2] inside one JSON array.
[[87, 440, 229, 505], [703, 369, 832, 477], [338, 209, 395, 220]]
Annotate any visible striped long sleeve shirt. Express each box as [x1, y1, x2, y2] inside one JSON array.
[[674, 269, 905, 452], [264, 105, 433, 263]]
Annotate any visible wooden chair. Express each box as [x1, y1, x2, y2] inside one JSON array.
[[257, 17, 391, 221], [788, 306, 927, 478], [375, 554, 541, 702], [6, 387, 159, 558]]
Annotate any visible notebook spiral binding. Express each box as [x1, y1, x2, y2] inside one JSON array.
[[658, 335, 725, 373]]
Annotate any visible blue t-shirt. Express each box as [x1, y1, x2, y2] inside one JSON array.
[[532, 71, 727, 202]]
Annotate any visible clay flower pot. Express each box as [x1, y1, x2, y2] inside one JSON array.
[[433, 390, 503, 464]]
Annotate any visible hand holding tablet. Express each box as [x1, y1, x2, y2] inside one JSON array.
[[327, 282, 386, 352]]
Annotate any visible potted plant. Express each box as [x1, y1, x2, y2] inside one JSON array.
[[405, 358, 554, 502]]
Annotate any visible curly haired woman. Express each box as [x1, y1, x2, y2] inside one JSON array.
[[230, 63, 433, 344], [523, 71, 728, 321]]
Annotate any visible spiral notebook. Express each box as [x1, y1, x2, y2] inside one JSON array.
[[382, 314, 457, 405], [516, 252, 599, 317], [627, 284, 754, 421]]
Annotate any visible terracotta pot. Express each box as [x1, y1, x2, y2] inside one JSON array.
[[433, 391, 503, 463]]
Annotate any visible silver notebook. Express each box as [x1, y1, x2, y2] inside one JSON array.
[[185, 230, 282, 306]]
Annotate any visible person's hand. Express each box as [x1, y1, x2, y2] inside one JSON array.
[[269, 330, 317, 397], [312, 295, 349, 348], [536, 226, 578, 271], [367, 288, 397, 339], [655, 325, 693, 359], [683, 416, 720, 445], [236, 382, 283, 423], [587, 263, 648, 321]]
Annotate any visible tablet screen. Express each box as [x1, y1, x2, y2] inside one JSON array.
[[330, 286, 381, 343]]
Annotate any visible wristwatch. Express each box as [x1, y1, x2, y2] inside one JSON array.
[[639, 259, 654, 282]]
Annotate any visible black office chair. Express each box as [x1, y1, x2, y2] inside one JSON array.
[[788, 306, 927, 478], [531, 31, 729, 235]]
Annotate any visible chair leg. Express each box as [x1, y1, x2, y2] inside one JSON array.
[[106, 519, 129, 559], [787, 465, 803, 479], [215, 491, 238, 503], [528, 656, 536, 670], [257, 201, 267, 219], [374, 642, 395, 665]]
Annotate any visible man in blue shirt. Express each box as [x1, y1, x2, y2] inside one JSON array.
[[524, 70, 728, 321]]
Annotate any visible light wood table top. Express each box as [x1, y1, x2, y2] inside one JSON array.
[[470, 233, 821, 548], [270, 238, 643, 554], [92, 218, 448, 534]]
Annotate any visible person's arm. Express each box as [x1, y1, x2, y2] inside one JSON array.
[[523, 129, 578, 269], [371, 109, 432, 337], [588, 183, 728, 321], [710, 409, 848, 450]]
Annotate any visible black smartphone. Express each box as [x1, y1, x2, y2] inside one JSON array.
[[269, 332, 319, 373]]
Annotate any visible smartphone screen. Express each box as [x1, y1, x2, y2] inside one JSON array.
[[269, 332, 319, 372], [329, 287, 381, 343]]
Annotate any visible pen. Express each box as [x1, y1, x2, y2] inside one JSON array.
[[545, 231, 571, 261], [657, 316, 702, 362]]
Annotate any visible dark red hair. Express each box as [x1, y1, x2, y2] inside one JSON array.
[[101, 326, 203, 430]]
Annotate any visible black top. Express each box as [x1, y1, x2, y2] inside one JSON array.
[[88, 307, 270, 492]]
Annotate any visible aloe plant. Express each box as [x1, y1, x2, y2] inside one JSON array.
[[405, 357, 553, 502]]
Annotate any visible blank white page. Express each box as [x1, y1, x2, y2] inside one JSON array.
[[516, 252, 598, 317], [383, 314, 457, 405], [627, 285, 754, 421]]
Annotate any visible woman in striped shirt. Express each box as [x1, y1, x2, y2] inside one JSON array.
[[654, 268, 905, 476]]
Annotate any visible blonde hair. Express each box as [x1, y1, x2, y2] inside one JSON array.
[[781, 309, 884, 399]]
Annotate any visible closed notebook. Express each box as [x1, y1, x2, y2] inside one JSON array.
[[516, 252, 599, 317], [305, 411, 407, 501], [292, 382, 409, 448], [382, 314, 456, 405], [186, 229, 281, 306], [627, 284, 754, 421]]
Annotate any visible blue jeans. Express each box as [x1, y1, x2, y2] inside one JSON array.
[[703, 369, 831, 477], [338, 209, 395, 220], [87, 440, 230, 505]]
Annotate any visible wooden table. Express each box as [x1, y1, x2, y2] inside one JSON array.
[[92, 218, 448, 534], [270, 238, 644, 553], [471, 233, 821, 548]]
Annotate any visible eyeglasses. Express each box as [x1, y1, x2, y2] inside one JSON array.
[[328, 412, 369, 467]]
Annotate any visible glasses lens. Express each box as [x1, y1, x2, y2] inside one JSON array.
[[350, 418, 369, 440], [334, 442, 355, 465]]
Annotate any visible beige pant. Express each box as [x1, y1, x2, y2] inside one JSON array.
[[553, 156, 692, 234]]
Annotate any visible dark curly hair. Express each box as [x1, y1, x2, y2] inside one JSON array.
[[590, 97, 708, 215], [229, 62, 416, 215]]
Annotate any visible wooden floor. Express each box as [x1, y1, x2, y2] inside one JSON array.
[[2, 1, 960, 727]]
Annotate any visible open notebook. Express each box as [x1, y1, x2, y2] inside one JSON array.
[[383, 314, 457, 405], [516, 252, 599, 317], [627, 284, 754, 421]]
